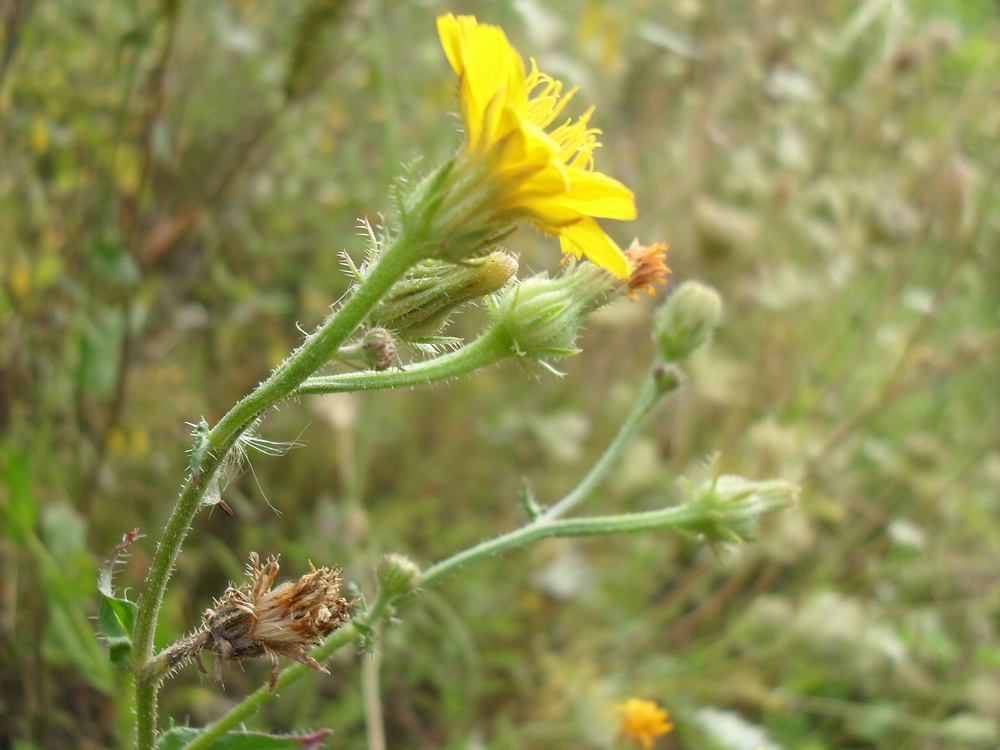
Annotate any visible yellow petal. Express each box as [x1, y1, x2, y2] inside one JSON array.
[[511, 168, 636, 230], [555, 167, 637, 219], [438, 15, 525, 150], [436, 14, 464, 76], [559, 218, 632, 278]]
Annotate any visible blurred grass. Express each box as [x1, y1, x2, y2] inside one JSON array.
[[1, 0, 999, 748]]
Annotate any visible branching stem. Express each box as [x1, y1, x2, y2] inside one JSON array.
[[184, 369, 676, 747], [132, 233, 424, 750]]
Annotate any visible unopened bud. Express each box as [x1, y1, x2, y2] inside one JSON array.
[[361, 328, 396, 371], [369, 251, 518, 340], [377, 553, 423, 602], [489, 264, 616, 360], [653, 281, 723, 362], [682, 472, 799, 546], [652, 363, 684, 394]]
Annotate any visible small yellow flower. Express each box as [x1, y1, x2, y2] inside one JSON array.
[[616, 698, 675, 749], [437, 14, 637, 278]]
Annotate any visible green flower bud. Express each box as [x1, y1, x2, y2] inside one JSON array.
[[489, 263, 616, 360], [652, 363, 684, 394], [361, 328, 397, 371], [653, 281, 723, 362], [376, 554, 423, 603], [680, 470, 799, 548], [368, 251, 518, 340]]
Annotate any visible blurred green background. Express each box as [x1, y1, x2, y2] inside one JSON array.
[[1, 0, 999, 748]]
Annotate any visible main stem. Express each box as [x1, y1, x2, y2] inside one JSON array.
[[132, 234, 424, 750]]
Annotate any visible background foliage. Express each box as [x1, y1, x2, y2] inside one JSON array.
[[1, 0, 999, 748]]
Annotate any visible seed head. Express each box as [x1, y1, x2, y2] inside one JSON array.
[[165, 553, 354, 692]]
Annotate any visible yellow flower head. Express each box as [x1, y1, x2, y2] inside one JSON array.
[[437, 14, 637, 278], [616, 698, 675, 749]]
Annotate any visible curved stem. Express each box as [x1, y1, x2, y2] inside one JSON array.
[[132, 234, 423, 750], [293, 326, 512, 397], [541, 374, 663, 521]]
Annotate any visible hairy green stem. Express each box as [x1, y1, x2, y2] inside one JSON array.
[[182, 625, 360, 750], [132, 234, 424, 750], [421, 503, 708, 586], [294, 325, 513, 396], [541, 374, 663, 521]]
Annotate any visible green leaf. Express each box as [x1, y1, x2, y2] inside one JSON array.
[[46, 598, 115, 694], [87, 237, 141, 288], [157, 727, 332, 750], [98, 595, 138, 666], [0, 448, 36, 543]]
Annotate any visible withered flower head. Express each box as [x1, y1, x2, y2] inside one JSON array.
[[166, 553, 354, 692], [620, 240, 670, 300]]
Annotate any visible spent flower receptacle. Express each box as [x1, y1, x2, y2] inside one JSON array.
[[360, 328, 397, 371]]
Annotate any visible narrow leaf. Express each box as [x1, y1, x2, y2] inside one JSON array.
[[158, 727, 332, 750], [0, 448, 36, 543]]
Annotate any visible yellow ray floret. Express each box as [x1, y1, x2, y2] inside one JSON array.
[[616, 698, 675, 749], [437, 14, 637, 278]]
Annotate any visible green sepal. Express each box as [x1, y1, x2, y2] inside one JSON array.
[[98, 595, 138, 666]]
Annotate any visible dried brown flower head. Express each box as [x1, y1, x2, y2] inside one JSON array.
[[621, 240, 670, 300], [164, 553, 354, 692]]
